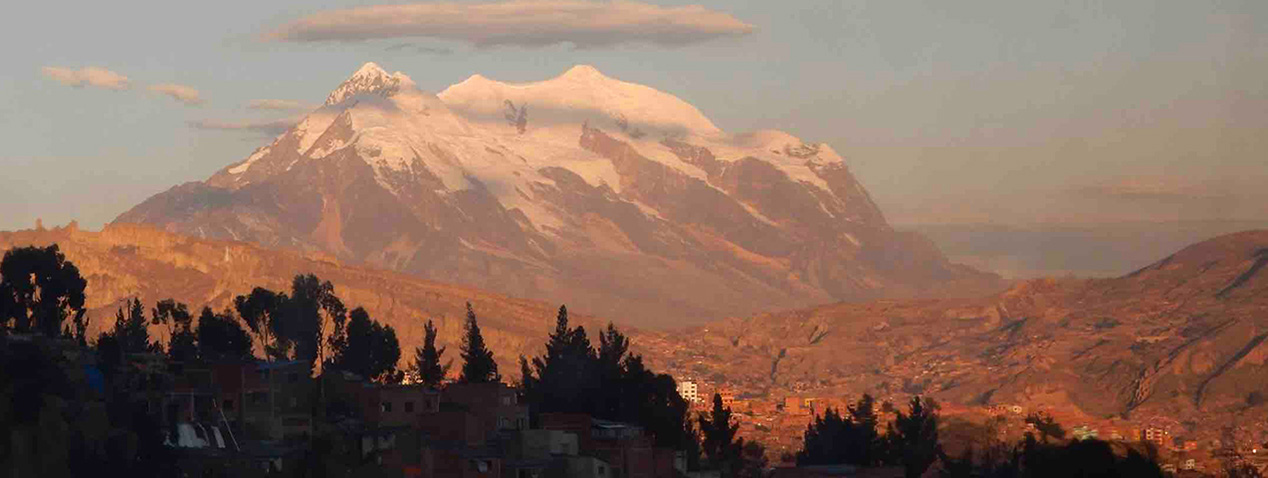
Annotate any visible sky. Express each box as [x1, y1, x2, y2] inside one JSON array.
[[2, 0, 1266, 231]]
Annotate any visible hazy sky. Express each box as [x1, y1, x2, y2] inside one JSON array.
[[2, 0, 1265, 231]]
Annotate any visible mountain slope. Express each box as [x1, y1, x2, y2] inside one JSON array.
[[116, 63, 1002, 327], [638, 230, 1268, 440], [0, 222, 606, 373]]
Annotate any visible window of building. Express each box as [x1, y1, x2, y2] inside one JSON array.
[[381, 401, 393, 413], [404, 401, 415, 413]]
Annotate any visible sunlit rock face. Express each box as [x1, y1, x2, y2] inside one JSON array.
[[116, 63, 1002, 326]]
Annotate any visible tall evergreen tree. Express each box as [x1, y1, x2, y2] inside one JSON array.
[[412, 319, 450, 388], [528, 305, 594, 413], [797, 394, 887, 466], [700, 393, 744, 477], [888, 396, 940, 478], [104, 298, 158, 356], [458, 302, 499, 383]]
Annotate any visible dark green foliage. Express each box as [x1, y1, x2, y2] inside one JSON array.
[[1013, 436, 1163, 478], [1, 334, 176, 477], [234, 287, 286, 359], [287, 274, 346, 372], [518, 310, 696, 454], [100, 298, 159, 357], [740, 439, 768, 478], [151, 299, 196, 363], [797, 394, 886, 466], [935, 424, 1163, 477], [888, 396, 941, 478], [0, 244, 87, 336], [526, 305, 596, 413], [327, 307, 402, 383], [233, 274, 346, 373], [459, 302, 499, 383], [413, 319, 450, 388], [194, 307, 253, 361], [700, 393, 743, 477]]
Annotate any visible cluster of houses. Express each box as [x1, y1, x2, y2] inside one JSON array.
[[149, 358, 692, 478]]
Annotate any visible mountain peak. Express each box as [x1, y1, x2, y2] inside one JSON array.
[[559, 64, 609, 82], [353, 61, 389, 78], [325, 62, 411, 106]]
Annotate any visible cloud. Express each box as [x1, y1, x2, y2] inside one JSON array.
[[150, 83, 204, 105], [1077, 176, 1227, 201], [385, 43, 455, 55], [265, 0, 755, 48], [247, 99, 312, 111], [41, 66, 131, 90], [187, 117, 299, 136]]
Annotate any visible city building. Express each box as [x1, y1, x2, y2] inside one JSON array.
[[677, 380, 700, 404]]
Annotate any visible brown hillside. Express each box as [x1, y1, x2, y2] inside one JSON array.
[[637, 230, 1268, 439], [0, 222, 613, 375]]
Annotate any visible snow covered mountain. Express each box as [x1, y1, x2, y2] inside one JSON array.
[[116, 63, 1002, 326]]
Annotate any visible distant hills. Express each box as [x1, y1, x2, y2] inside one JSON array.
[[907, 219, 1268, 279], [634, 229, 1268, 439]]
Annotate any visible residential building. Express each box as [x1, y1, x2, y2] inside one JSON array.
[[445, 382, 530, 437], [540, 413, 680, 478], [677, 380, 700, 404], [1143, 426, 1168, 447]]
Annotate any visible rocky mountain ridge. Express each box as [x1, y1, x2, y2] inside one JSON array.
[[115, 62, 1003, 327]]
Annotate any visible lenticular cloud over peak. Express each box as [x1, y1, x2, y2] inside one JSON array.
[[266, 0, 755, 48]]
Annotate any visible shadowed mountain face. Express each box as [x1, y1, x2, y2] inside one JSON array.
[[637, 230, 1268, 435], [114, 63, 1002, 327]]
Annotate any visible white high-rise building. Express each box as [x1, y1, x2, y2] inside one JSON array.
[[677, 380, 700, 404]]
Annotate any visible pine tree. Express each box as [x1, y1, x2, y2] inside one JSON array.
[[889, 396, 940, 478], [797, 394, 887, 466], [109, 298, 157, 355], [529, 305, 594, 412], [458, 302, 499, 383], [413, 319, 450, 388], [700, 393, 743, 477]]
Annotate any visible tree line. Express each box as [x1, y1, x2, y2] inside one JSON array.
[[792, 393, 1172, 478], [0, 244, 1192, 478]]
